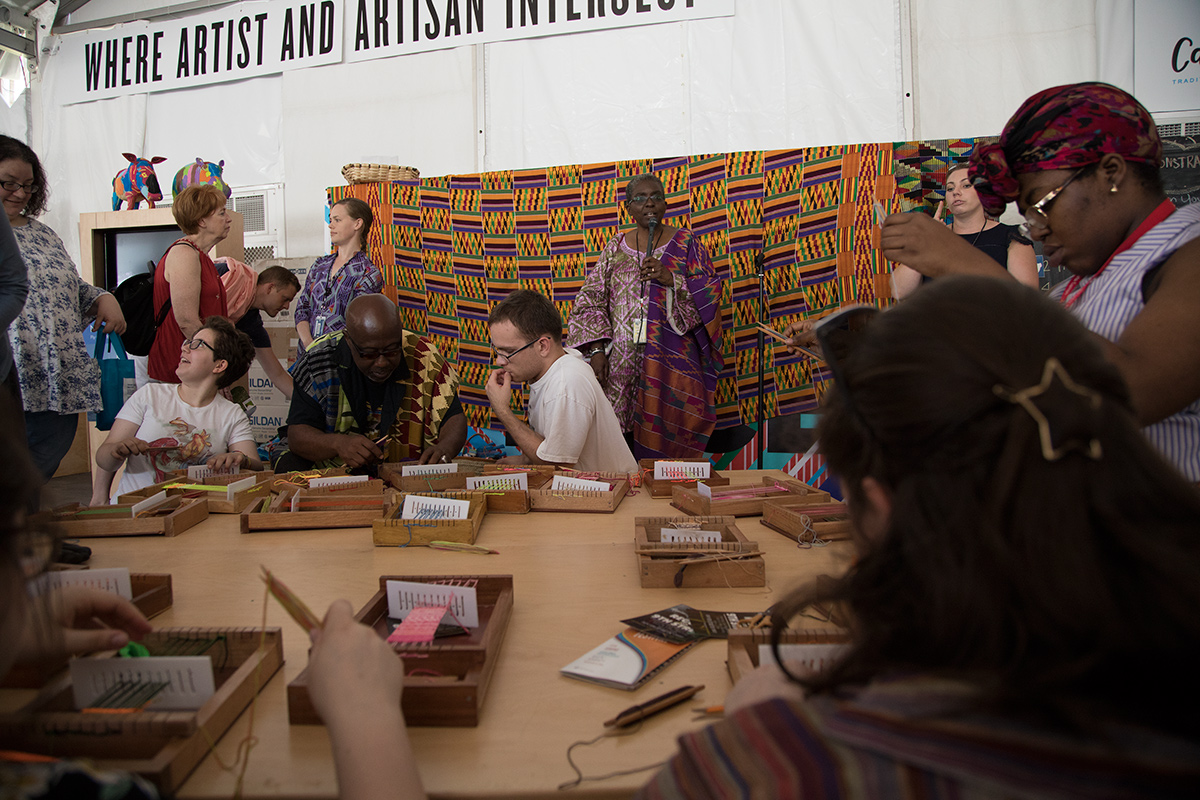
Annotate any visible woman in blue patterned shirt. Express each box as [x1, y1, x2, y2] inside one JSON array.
[[294, 197, 383, 350]]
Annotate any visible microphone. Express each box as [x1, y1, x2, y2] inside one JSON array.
[[644, 215, 658, 261]]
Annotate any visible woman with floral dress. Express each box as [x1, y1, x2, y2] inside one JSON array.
[[0, 136, 126, 481]]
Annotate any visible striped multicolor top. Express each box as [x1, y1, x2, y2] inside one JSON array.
[[1050, 202, 1200, 481], [637, 676, 1200, 799]]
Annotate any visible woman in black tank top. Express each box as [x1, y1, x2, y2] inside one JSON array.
[[892, 164, 1038, 297]]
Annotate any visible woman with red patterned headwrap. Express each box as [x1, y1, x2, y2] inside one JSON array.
[[881, 82, 1200, 481]]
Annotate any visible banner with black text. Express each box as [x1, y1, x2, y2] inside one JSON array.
[[53, 0, 735, 105]]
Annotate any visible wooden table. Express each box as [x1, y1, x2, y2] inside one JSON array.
[[69, 470, 851, 799]]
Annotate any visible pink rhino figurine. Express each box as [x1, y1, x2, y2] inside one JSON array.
[[172, 158, 231, 201], [111, 153, 166, 210]]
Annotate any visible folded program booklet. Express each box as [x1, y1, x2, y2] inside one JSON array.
[[621, 604, 760, 643], [559, 627, 696, 690]]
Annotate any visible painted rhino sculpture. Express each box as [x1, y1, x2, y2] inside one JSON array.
[[112, 153, 166, 210], [172, 158, 231, 201]]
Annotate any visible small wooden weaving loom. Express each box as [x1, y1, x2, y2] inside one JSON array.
[[287, 574, 513, 727], [378, 459, 485, 492], [639, 458, 730, 499], [240, 483, 396, 533], [671, 477, 829, 517], [39, 496, 208, 538], [0, 627, 282, 795], [372, 492, 488, 546], [118, 469, 274, 514], [726, 627, 851, 684], [634, 515, 765, 588], [529, 474, 630, 513], [760, 501, 852, 543]]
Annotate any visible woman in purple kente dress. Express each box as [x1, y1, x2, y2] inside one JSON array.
[[295, 198, 383, 350], [568, 174, 726, 459]]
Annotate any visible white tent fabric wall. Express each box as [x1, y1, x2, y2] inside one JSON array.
[[909, 0, 1103, 140], [30, 0, 1116, 273], [0, 93, 28, 141], [145, 77, 285, 190], [279, 46, 478, 257], [481, 2, 905, 169]]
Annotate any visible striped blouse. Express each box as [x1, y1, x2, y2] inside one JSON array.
[[637, 676, 1200, 799], [1050, 203, 1200, 481]]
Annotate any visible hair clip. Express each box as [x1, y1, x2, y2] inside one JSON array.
[[994, 357, 1103, 462]]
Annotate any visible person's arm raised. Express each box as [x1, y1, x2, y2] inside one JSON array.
[[1097, 238, 1200, 425], [255, 346, 294, 399], [881, 212, 1011, 280], [307, 600, 427, 800]]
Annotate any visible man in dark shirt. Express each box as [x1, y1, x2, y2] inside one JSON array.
[[280, 294, 467, 471]]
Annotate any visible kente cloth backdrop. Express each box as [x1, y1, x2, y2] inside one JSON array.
[[329, 138, 985, 432]]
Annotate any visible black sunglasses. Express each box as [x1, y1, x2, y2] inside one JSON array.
[[346, 334, 404, 361]]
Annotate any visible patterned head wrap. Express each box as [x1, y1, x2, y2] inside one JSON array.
[[968, 82, 1162, 216]]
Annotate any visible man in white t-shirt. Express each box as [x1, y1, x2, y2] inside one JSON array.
[[485, 290, 637, 473]]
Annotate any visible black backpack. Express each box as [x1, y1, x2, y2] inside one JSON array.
[[112, 262, 172, 357]]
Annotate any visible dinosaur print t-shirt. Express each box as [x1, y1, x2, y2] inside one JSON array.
[[113, 384, 254, 497]]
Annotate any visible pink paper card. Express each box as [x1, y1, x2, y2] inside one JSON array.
[[387, 604, 450, 644]]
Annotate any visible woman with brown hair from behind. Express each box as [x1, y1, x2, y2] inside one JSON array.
[[639, 275, 1200, 799]]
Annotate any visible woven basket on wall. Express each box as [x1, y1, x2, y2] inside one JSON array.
[[341, 163, 420, 184]]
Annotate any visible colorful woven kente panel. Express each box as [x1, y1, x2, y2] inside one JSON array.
[[330, 139, 986, 431]]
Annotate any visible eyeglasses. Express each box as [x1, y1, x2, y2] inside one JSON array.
[[183, 337, 216, 353], [628, 192, 666, 205], [346, 334, 403, 361], [0, 180, 35, 193], [1019, 169, 1083, 237], [814, 304, 879, 434], [492, 337, 543, 361]]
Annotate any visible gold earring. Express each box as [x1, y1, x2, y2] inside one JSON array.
[[1110, 184, 1118, 194]]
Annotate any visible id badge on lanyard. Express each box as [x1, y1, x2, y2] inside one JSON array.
[[631, 317, 648, 345]]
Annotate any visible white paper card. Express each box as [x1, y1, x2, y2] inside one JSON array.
[[697, 481, 713, 498], [653, 461, 710, 480], [225, 476, 257, 499], [32, 567, 133, 599], [660, 529, 723, 543], [70, 656, 216, 711], [131, 491, 169, 516], [400, 462, 459, 476], [400, 495, 470, 520], [550, 475, 610, 492], [385, 580, 479, 628], [187, 465, 236, 480], [466, 473, 528, 491], [309, 474, 370, 489], [757, 643, 848, 672]]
